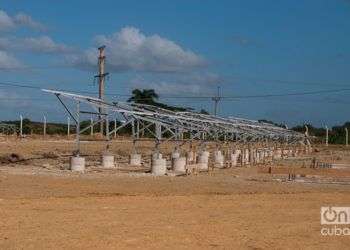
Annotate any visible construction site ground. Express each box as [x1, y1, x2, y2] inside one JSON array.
[[0, 137, 349, 249]]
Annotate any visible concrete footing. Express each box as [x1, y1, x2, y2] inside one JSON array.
[[70, 156, 85, 172], [102, 154, 115, 168], [173, 157, 186, 172], [230, 153, 239, 167], [197, 151, 209, 170], [187, 151, 196, 164], [214, 150, 225, 168], [151, 156, 167, 176], [244, 149, 250, 165], [129, 153, 142, 166], [171, 150, 180, 169]]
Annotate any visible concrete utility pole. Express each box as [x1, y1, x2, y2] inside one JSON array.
[[325, 126, 329, 147], [212, 86, 221, 116], [96, 45, 109, 135], [346, 127, 348, 147]]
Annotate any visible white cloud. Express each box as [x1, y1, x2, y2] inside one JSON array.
[[0, 50, 22, 69], [0, 10, 15, 31], [20, 36, 71, 53], [129, 73, 221, 95], [0, 36, 72, 54], [13, 12, 46, 31], [0, 10, 46, 31], [71, 26, 206, 73]]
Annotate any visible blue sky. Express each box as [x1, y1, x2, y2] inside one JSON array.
[[0, 0, 349, 126]]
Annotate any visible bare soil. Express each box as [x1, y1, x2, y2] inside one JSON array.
[[0, 138, 349, 249]]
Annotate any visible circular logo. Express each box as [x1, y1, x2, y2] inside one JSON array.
[[323, 207, 337, 223]]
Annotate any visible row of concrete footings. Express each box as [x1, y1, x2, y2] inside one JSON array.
[[69, 144, 313, 176]]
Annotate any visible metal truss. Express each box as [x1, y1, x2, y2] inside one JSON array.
[[43, 89, 305, 150]]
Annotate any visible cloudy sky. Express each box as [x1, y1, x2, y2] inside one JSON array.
[[0, 0, 350, 126]]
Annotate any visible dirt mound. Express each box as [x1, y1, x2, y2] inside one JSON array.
[[0, 153, 24, 164]]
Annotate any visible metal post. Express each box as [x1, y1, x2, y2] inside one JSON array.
[[155, 123, 162, 141], [114, 118, 117, 138], [43, 115, 47, 137], [76, 101, 80, 156], [141, 121, 145, 137], [20, 115, 23, 137], [131, 119, 135, 139], [155, 123, 161, 156], [105, 113, 109, 141], [346, 128, 348, 147], [67, 116, 70, 137], [325, 126, 329, 147], [90, 116, 94, 136], [136, 119, 140, 139]]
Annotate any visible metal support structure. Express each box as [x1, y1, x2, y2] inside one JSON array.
[[105, 113, 110, 142], [90, 116, 94, 136], [155, 122, 162, 154], [114, 118, 117, 138], [136, 119, 140, 139], [346, 127, 348, 147], [67, 116, 70, 137], [76, 101, 80, 156], [43, 89, 305, 147], [131, 119, 136, 139], [20, 115, 23, 137], [43, 115, 47, 137]]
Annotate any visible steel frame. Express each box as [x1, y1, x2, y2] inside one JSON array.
[[43, 89, 305, 151]]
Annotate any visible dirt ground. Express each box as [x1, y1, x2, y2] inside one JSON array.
[[0, 138, 350, 249]]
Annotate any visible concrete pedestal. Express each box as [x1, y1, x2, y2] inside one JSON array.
[[173, 157, 186, 172], [214, 151, 225, 168], [187, 151, 196, 164], [171, 151, 180, 169], [198, 151, 209, 170], [152, 158, 167, 176], [129, 153, 142, 166], [230, 153, 239, 167], [70, 156, 85, 172], [102, 154, 115, 168]]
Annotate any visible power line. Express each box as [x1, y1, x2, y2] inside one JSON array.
[[0, 80, 350, 101], [225, 75, 350, 87], [220, 88, 350, 99]]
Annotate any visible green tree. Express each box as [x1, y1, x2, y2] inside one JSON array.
[[128, 89, 189, 112], [128, 89, 159, 105]]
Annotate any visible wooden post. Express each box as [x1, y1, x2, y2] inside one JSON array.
[[325, 126, 329, 147]]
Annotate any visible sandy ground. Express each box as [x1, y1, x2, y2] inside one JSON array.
[[0, 138, 350, 249]]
